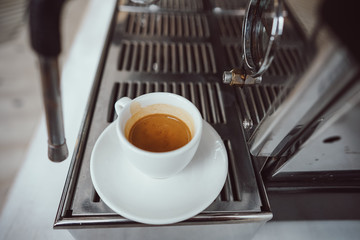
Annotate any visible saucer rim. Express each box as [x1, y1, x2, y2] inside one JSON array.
[[90, 120, 228, 225]]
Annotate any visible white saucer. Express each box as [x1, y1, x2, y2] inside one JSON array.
[[90, 120, 228, 225]]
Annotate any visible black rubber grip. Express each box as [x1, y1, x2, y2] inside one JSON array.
[[29, 0, 65, 57]]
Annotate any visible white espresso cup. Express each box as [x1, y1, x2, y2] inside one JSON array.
[[114, 92, 203, 179]]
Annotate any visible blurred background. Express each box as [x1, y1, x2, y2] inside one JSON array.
[[0, 0, 89, 213]]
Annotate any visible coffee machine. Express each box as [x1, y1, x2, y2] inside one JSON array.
[[29, 0, 360, 239]]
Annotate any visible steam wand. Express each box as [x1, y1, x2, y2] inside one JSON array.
[[29, 0, 68, 162]]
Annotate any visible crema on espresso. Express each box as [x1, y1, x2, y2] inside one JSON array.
[[128, 113, 191, 152]]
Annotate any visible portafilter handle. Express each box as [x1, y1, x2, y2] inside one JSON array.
[[29, 0, 68, 162]]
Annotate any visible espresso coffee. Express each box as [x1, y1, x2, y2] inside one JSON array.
[[128, 113, 191, 152]]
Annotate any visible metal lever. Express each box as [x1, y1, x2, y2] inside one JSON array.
[[29, 0, 68, 162]]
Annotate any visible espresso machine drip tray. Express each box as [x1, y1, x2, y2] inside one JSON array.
[[54, 0, 306, 232]]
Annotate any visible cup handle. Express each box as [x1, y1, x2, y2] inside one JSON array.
[[115, 97, 132, 116]]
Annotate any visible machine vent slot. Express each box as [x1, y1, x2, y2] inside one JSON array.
[[267, 47, 306, 76], [125, 12, 210, 38], [91, 187, 101, 203], [157, 0, 204, 10], [217, 15, 243, 38], [223, 44, 305, 76], [118, 41, 217, 73], [107, 82, 226, 124], [106, 82, 120, 122], [211, 0, 247, 10], [122, 0, 204, 11], [219, 140, 242, 201], [224, 44, 242, 67], [236, 85, 284, 139]]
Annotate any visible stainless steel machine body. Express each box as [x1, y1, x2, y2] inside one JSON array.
[[49, 0, 360, 238], [54, 0, 282, 238], [246, 0, 360, 182]]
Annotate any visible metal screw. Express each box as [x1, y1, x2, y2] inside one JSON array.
[[243, 118, 253, 130], [223, 71, 233, 84]]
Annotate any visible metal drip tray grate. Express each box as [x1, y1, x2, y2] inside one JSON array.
[[120, 0, 204, 11], [117, 41, 217, 73], [223, 44, 306, 77], [124, 12, 210, 37], [217, 15, 244, 38], [107, 82, 226, 124], [210, 0, 248, 11], [66, 80, 262, 220], [88, 81, 246, 209], [235, 85, 285, 140], [55, 0, 306, 228]]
